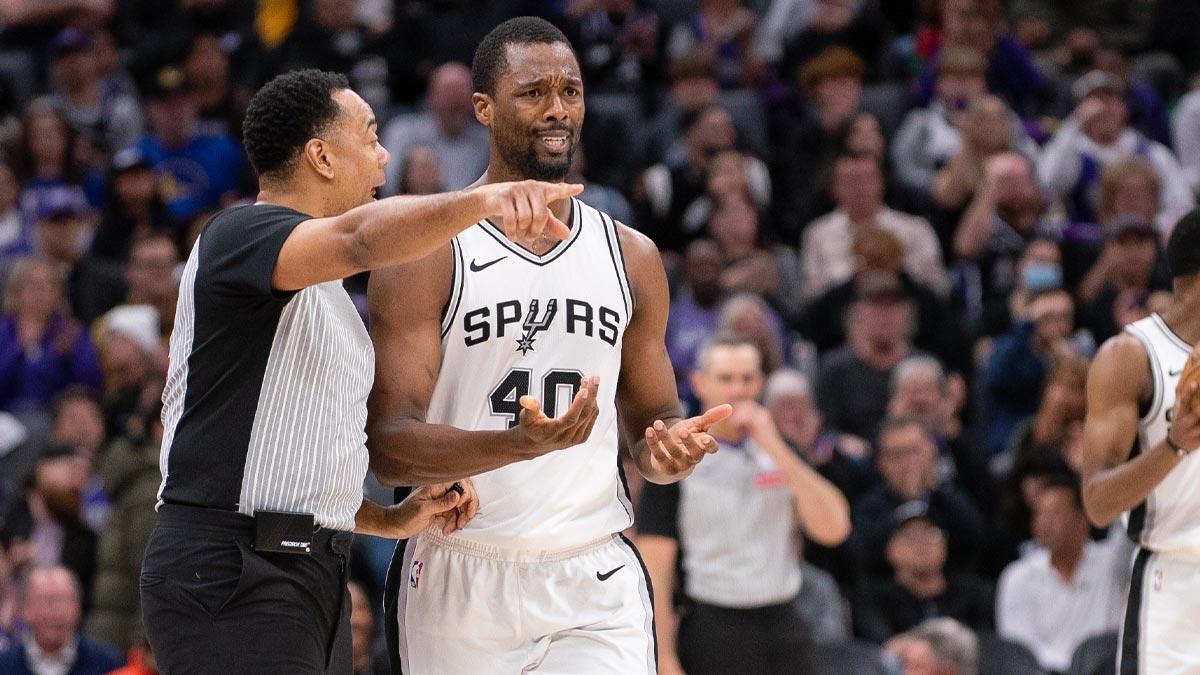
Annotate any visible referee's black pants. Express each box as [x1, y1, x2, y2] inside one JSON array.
[[140, 504, 354, 675], [678, 598, 807, 675]]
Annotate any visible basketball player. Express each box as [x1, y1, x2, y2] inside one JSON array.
[[1081, 208, 1200, 675], [366, 17, 732, 675]]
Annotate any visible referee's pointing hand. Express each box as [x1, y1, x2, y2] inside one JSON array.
[[480, 180, 584, 243]]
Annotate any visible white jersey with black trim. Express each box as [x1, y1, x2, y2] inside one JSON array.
[[1123, 313, 1200, 558], [427, 197, 635, 550]]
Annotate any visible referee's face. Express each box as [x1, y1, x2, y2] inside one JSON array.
[[329, 88, 389, 209], [693, 344, 764, 411]]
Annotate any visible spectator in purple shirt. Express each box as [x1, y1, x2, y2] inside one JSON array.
[[666, 239, 724, 407], [0, 258, 102, 414]]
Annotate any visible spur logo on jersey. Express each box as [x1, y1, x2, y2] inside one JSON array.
[[516, 299, 557, 355], [463, 298, 622, 350]]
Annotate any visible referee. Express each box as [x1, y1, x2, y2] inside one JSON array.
[[139, 70, 581, 675]]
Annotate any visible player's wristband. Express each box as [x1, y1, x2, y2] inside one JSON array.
[[1165, 432, 1191, 458]]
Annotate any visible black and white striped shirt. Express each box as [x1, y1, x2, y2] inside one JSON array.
[[157, 204, 373, 531]]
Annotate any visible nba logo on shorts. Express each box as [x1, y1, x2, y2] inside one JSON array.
[[1153, 568, 1163, 591], [410, 560, 424, 589]]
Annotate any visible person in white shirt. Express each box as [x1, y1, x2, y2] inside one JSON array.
[[996, 473, 1127, 673], [1037, 70, 1194, 230], [801, 153, 948, 299], [1171, 86, 1200, 195]]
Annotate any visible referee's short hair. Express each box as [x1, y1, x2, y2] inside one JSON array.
[[242, 69, 350, 184], [695, 332, 761, 373]]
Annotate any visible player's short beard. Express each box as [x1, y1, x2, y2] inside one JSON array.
[[497, 127, 575, 181]]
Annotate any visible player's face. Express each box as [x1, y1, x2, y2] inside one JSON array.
[[485, 42, 584, 181], [331, 89, 389, 208]]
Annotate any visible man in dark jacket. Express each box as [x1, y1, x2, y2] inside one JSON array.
[[0, 566, 121, 675]]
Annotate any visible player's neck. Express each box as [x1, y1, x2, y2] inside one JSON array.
[[1160, 300, 1200, 346], [479, 166, 573, 224]]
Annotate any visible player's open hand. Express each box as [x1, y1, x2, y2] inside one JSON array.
[[384, 481, 477, 539], [514, 375, 601, 457], [480, 180, 584, 244], [645, 404, 734, 478]]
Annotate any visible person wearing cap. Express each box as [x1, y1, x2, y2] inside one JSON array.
[[802, 152, 948, 300], [28, 185, 126, 324], [852, 417, 986, 582], [1072, 157, 1172, 304], [90, 147, 181, 263], [1077, 213, 1170, 343], [802, 226, 962, 369], [47, 27, 144, 156], [854, 498, 993, 643], [637, 333, 850, 675], [134, 65, 243, 222], [1037, 68, 1194, 227]]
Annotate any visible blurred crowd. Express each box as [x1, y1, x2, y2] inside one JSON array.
[[0, 1, 1198, 674]]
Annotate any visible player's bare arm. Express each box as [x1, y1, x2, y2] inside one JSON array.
[[273, 180, 582, 291], [353, 479, 478, 539], [1081, 334, 1199, 526], [365, 246, 601, 486], [614, 222, 732, 485]]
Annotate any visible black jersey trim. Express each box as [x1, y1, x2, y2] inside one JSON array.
[[480, 198, 582, 266]]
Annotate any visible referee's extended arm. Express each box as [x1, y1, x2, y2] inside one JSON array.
[[271, 180, 582, 291]]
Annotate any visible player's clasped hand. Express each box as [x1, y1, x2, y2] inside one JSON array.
[[645, 404, 734, 476], [480, 180, 584, 244], [1169, 380, 1200, 453], [386, 479, 480, 539], [514, 375, 601, 456]]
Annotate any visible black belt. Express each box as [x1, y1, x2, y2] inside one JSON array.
[[157, 503, 353, 556]]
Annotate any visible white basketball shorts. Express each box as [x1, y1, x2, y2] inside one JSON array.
[[1117, 548, 1200, 674], [395, 527, 656, 675]]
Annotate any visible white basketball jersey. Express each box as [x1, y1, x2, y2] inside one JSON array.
[[427, 198, 635, 550], [1124, 314, 1200, 557]]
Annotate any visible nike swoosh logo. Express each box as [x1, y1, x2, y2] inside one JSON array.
[[470, 256, 506, 272], [596, 565, 624, 581]]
